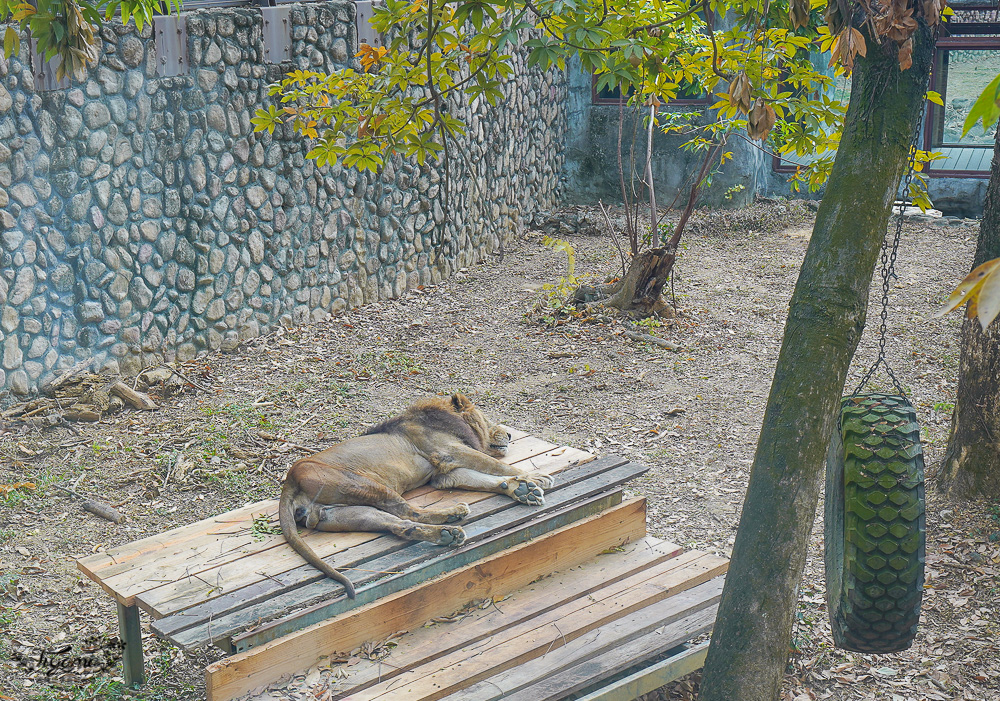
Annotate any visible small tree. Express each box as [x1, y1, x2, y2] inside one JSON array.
[[252, 0, 847, 314]]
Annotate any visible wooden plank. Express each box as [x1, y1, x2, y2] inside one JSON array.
[[346, 560, 726, 701], [109, 441, 588, 608], [152, 455, 636, 641], [571, 642, 710, 701], [222, 463, 648, 651], [203, 498, 649, 701], [325, 541, 696, 698], [487, 607, 717, 701], [77, 499, 276, 602]]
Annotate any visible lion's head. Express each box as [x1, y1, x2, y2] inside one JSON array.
[[450, 393, 510, 458]]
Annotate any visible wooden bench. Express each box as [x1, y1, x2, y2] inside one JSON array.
[[77, 430, 727, 700]]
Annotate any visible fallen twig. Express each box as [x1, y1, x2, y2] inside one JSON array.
[[620, 322, 680, 350], [156, 363, 212, 393], [110, 381, 158, 411], [52, 484, 126, 524]]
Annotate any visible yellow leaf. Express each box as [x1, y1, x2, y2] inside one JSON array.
[[0, 481, 36, 497], [975, 259, 1000, 331], [935, 258, 1000, 322], [12, 2, 36, 21]]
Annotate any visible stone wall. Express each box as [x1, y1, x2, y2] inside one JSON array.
[[0, 3, 567, 395]]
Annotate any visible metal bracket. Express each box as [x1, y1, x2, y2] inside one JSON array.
[[154, 14, 188, 78], [30, 38, 70, 92], [355, 0, 386, 50], [261, 6, 292, 63]]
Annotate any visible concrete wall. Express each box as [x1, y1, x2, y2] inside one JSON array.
[[929, 177, 989, 218], [561, 58, 794, 208], [0, 3, 567, 395], [560, 57, 988, 214]]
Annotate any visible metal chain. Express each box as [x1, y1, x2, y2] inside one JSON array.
[[852, 54, 936, 399]]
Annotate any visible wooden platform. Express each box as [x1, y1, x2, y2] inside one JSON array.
[[75, 429, 728, 701]]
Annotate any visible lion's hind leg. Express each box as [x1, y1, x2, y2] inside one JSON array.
[[312, 505, 466, 546], [320, 468, 470, 525]]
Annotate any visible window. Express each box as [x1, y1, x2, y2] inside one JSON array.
[[926, 35, 1000, 176]]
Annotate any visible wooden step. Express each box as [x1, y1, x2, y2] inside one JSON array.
[[449, 586, 720, 701], [341, 560, 725, 700], [572, 642, 710, 701], [325, 537, 688, 697], [156, 455, 645, 651], [205, 498, 650, 701]]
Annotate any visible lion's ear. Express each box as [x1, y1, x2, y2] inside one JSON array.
[[451, 393, 473, 412]]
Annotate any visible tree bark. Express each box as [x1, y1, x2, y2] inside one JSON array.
[[939, 127, 1000, 498], [601, 248, 673, 313], [698, 25, 935, 701]]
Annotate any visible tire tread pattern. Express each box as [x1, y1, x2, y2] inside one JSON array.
[[828, 393, 925, 653]]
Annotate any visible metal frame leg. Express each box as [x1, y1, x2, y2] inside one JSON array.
[[116, 602, 145, 687]]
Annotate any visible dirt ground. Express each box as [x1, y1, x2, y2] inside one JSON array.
[[1, 200, 998, 701]]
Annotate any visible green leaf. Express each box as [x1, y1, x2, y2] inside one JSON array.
[[925, 90, 943, 107], [962, 72, 1000, 136]]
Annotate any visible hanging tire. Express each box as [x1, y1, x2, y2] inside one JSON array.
[[825, 393, 925, 653]]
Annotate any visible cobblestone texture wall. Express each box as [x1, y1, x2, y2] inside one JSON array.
[[0, 3, 567, 395]]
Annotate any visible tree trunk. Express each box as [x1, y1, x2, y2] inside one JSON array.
[[698, 25, 935, 701], [939, 127, 1000, 498], [601, 248, 673, 314]]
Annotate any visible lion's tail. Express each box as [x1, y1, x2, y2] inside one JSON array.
[[279, 481, 357, 599]]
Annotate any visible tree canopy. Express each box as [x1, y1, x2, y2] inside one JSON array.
[[251, 0, 946, 204]]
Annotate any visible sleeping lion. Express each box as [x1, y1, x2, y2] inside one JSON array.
[[279, 393, 555, 598]]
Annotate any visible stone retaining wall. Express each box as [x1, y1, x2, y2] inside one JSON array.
[[0, 3, 567, 395]]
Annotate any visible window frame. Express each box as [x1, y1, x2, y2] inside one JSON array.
[[923, 33, 999, 179]]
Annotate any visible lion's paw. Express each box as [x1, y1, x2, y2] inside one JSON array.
[[525, 473, 555, 489], [502, 478, 545, 506], [445, 503, 471, 523], [436, 526, 467, 547]]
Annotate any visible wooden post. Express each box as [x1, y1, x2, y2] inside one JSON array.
[[117, 602, 145, 687]]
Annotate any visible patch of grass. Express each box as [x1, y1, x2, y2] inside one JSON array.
[[645, 447, 671, 461], [27, 672, 194, 701], [205, 468, 272, 501], [1, 472, 57, 510], [357, 349, 423, 376], [325, 379, 358, 397], [200, 402, 274, 431], [933, 401, 955, 412], [0, 586, 18, 663]]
